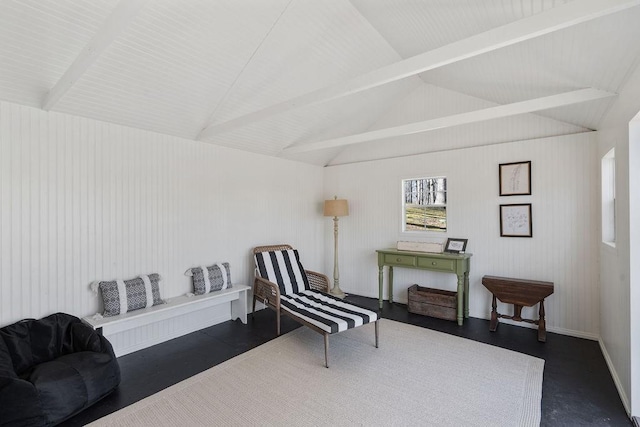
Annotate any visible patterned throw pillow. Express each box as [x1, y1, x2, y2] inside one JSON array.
[[254, 249, 310, 296], [186, 263, 232, 295], [97, 273, 164, 317]]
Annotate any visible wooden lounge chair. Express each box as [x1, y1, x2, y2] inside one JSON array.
[[253, 244, 379, 367]]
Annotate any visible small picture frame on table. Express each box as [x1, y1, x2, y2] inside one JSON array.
[[444, 238, 468, 253], [499, 161, 531, 196], [500, 203, 533, 237]]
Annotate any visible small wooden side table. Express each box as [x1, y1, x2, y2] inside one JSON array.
[[481, 275, 554, 342]]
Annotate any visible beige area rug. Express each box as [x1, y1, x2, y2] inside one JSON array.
[[89, 319, 543, 427]]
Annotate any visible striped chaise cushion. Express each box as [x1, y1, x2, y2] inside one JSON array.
[[281, 290, 378, 334], [254, 249, 310, 295]]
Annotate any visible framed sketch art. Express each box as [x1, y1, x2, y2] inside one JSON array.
[[499, 161, 531, 196], [500, 204, 532, 237]]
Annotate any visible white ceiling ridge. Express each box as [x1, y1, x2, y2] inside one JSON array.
[[282, 88, 617, 154], [41, 0, 150, 111], [321, 78, 424, 166], [195, 0, 295, 140], [197, 0, 640, 140]]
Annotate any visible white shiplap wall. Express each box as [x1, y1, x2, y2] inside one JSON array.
[[324, 132, 599, 339], [594, 60, 640, 415], [0, 100, 324, 351]]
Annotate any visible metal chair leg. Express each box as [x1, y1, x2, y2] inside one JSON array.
[[277, 311, 281, 336], [324, 333, 329, 368], [375, 320, 379, 348], [252, 296, 256, 319]]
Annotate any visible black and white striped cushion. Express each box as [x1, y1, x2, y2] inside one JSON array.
[[254, 249, 310, 295], [280, 290, 378, 334]]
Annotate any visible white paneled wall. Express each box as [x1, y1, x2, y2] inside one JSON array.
[[0, 98, 602, 344], [0, 101, 324, 338], [324, 132, 599, 339], [595, 61, 640, 415]]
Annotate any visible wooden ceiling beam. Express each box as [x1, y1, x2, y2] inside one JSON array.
[[283, 88, 616, 153], [42, 0, 149, 111], [198, 0, 639, 140]]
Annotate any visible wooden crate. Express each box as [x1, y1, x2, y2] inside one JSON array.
[[407, 284, 457, 321]]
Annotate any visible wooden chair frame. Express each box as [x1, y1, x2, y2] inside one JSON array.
[[252, 244, 379, 367]]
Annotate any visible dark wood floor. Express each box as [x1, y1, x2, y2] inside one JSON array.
[[61, 295, 631, 426]]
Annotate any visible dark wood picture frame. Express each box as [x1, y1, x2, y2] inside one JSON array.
[[444, 238, 468, 253], [500, 203, 532, 237], [499, 160, 531, 196]]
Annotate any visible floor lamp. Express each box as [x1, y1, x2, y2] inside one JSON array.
[[324, 196, 349, 299]]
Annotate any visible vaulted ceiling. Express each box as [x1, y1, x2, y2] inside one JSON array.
[[1, 0, 640, 166]]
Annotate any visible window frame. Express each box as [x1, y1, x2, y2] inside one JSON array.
[[401, 175, 448, 234], [601, 148, 616, 247]]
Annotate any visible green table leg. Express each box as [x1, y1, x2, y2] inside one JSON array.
[[378, 265, 384, 308], [389, 266, 394, 304], [464, 271, 470, 318], [456, 274, 464, 326]]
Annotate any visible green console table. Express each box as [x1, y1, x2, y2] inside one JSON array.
[[376, 249, 472, 325]]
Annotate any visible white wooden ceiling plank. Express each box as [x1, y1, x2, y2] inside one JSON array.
[[195, 0, 294, 139], [284, 88, 616, 153], [0, 1, 118, 106], [54, 0, 295, 141], [349, 0, 535, 63], [206, 79, 418, 158], [199, 0, 639, 140], [41, 0, 150, 111], [417, 6, 640, 114], [4, 0, 114, 32], [202, 0, 402, 131], [205, 81, 432, 158]]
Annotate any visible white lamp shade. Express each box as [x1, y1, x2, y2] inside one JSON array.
[[324, 199, 349, 217]]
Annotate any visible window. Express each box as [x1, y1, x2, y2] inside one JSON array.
[[402, 177, 447, 232], [602, 149, 616, 246]]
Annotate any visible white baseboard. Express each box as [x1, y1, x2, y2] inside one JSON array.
[[371, 293, 600, 341], [493, 316, 600, 341], [598, 338, 631, 416]]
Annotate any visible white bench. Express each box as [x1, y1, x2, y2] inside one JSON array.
[[83, 285, 250, 356]]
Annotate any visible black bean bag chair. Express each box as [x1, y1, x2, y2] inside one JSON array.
[[0, 313, 120, 426]]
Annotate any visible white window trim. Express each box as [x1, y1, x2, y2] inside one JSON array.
[[401, 176, 447, 234], [602, 148, 616, 247]]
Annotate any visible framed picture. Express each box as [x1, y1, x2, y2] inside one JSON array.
[[444, 238, 468, 253], [500, 204, 532, 237], [499, 161, 531, 196]]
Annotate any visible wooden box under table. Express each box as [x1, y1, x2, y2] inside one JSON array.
[[407, 284, 457, 321]]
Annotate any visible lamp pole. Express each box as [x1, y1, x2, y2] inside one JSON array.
[[324, 195, 348, 299], [331, 214, 344, 298]]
